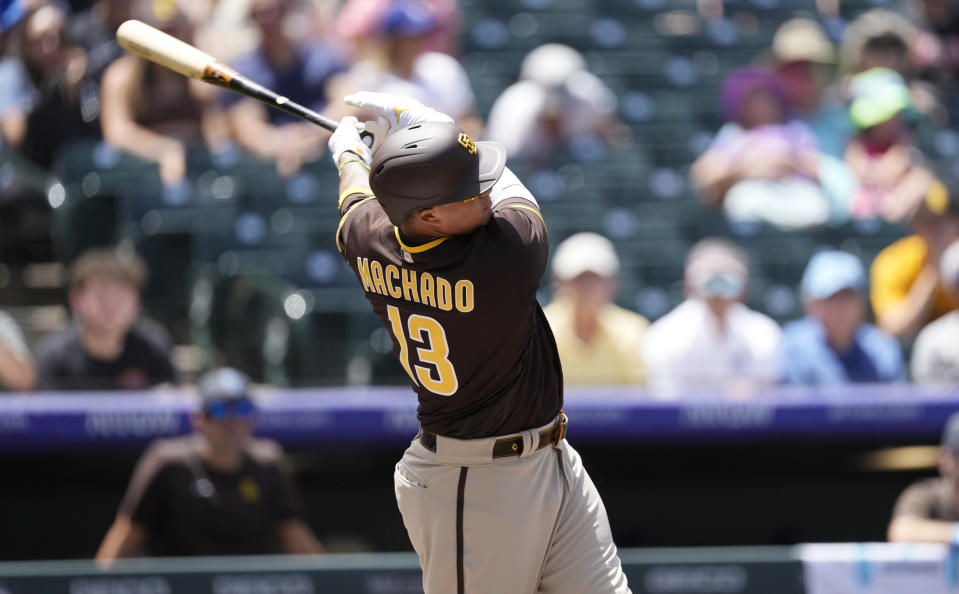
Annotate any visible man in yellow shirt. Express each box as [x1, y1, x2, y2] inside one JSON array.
[[871, 180, 959, 338], [543, 233, 649, 386]]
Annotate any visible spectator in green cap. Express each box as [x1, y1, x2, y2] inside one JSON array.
[[844, 67, 936, 222]]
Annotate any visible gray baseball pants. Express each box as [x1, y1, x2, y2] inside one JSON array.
[[394, 414, 631, 594]]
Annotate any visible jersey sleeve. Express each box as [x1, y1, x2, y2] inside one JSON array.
[[272, 463, 305, 522], [891, 480, 939, 519], [119, 442, 169, 526], [870, 238, 922, 318], [336, 187, 377, 254], [491, 195, 549, 299]]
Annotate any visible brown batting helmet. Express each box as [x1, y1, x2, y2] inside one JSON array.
[[369, 122, 507, 226]]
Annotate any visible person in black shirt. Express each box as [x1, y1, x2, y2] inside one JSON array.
[[34, 247, 178, 391], [889, 411, 959, 544], [329, 92, 630, 593], [96, 367, 323, 560]]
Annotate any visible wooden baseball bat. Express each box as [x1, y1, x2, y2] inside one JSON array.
[[116, 19, 342, 132]]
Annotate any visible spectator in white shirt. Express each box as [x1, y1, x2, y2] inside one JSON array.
[[485, 43, 627, 170], [643, 238, 782, 397], [911, 239, 959, 384]]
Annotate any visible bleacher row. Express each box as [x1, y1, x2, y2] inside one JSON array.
[[1, 0, 948, 385]]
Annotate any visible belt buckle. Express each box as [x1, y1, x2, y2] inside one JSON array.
[[553, 410, 568, 446]]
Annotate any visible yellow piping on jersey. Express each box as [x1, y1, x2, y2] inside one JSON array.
[[339, 186, 373, 209], [506, 204, 547, 232], [394, 227, 448, 253], [336, 197, 376, 252]]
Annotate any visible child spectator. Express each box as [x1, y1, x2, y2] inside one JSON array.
[[34, 247, 178, 391]]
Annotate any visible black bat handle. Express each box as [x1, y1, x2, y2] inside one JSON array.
[[229, 73, 376, 149], [229, 73, 338, 131]]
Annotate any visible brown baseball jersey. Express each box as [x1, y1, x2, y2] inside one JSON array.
[[337, 185, 562, 439], [891, 477, 959, 522]]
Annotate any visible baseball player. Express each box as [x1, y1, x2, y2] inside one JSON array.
[[328, 92, 631, 594]]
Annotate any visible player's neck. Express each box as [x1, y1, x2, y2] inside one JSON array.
[[202, 443, 244, 473], [399, 222, 445, 244]]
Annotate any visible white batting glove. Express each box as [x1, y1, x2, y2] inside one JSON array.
[[344, 92, 454, 136], [328, 116, 372, 167]]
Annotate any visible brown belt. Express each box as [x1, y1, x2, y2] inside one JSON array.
[[417, 411, 568, 459]]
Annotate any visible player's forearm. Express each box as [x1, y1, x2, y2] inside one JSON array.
[[337, 154, 371, 196], [691, 151, 740, 205], [95, 515, 145, 562], [888, 515, 957, 543], [0, 110, 27, 150], [277, 519, 325, 554], [102, 116, 184, 166], [229, 103, 284, 159]]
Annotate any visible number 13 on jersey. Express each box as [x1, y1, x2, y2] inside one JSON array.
[[387, 305, 459, 396]]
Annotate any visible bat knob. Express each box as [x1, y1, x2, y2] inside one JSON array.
[[360, 130, 375, 149]]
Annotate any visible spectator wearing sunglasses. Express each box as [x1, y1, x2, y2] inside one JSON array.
[[642, 238, 782, 396], [96, 367, 323, 561]]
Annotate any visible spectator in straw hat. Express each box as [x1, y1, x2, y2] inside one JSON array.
[[770, 17, 852, 160], [543, 232, 648, 386]]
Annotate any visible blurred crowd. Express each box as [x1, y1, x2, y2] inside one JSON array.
[[0, 0, 958, 398]]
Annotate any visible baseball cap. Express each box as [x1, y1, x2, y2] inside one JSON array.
[[772, 18, 836, 65], [551, 232, 620, 281], [520, 44, 586, 88], [381, 0, 437, 37], [197, 367, 255, 418], [942, 411, 959, 451], [0, 0, 23, 32], [370, 122, 506, 227], [941, 239, 959, 290], [800, 250, 867, 300], [849, 67, 912, 130]]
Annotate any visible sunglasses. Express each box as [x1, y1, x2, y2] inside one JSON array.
[[204, 398, 255, 420]]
